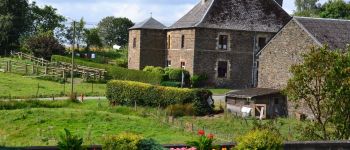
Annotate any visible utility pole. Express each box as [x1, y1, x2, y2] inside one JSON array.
[[71, 21, 76, 97]]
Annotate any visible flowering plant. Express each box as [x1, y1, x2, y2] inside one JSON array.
[[186, 130, 214, 150]]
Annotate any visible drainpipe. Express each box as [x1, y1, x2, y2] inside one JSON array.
[[252, 32, 257, 88]]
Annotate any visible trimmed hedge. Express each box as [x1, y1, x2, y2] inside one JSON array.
[[51, 55, 163, 85], [106, 80, 214, 115]]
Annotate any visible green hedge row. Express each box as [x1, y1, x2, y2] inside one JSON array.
[[51, 55, 163, 85], [106, 80, 214, 116]]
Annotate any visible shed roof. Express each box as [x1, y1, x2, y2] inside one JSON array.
[[169, 0, 291, 32], [295, 17, 350, 50], [130, 17, 166, 30], [226, 88, 280, 99]]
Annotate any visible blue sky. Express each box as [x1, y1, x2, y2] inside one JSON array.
[[30, 0, 340, 27]]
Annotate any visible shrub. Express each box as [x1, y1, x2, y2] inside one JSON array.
[[52, 55, 163, 85], [193, 89, 214, 116], [103, 133, 142, 150], [143, 66, 165, 74], [165, 103, 194, 117], [190, 75, 208, 88], [187, 130, 215, 150], [160, 81, 182, 87], [106, 80, 214, 115], [106, 80, 195, 107], [137, 138, 163, 150], [235, 129, 283, 150], [57, 128, 83, 150], [166, 68, 190, 82]]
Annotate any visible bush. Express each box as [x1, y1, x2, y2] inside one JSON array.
[[190, 75, 208, 88], [193, 89, 214, 116], [235, 129, 283, 150], [137, 138, 163, 150], [165, 103, 194, 117], [106, 80, 195, 107], [160, 81, 182, 87], [57, 128, 83, 150], [106, 80, 214, 115], [52, 55, 163, 85], [103, 133, 142, 150], [166, 68, 190, 82], [143, 66, 165, 74]]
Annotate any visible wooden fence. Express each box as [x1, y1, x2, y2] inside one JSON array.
[[0, 52, 107, 80]]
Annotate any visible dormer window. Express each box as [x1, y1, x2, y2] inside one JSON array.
[[218, 35, 228, 50]]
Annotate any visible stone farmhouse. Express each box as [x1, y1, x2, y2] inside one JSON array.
[[258, 17, 350, 90], [128, 0, 291, 88]]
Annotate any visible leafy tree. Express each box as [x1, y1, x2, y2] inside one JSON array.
[[0, 0, 31, 55], [24, 31, 65, 60], [326, 48, 350, 139], [84, 28, 102, 49], [29, 2, 66, 33], [319, 0, 350, 19], [294, 0, 320, 17], [65, 18, 86, 50], [286, 45, 350, 140], [97, 17, 134, 47]]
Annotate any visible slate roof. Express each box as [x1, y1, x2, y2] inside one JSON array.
[[295, 17, 350, 50], [130, 17, 166, 30], [169, 0, 291, 32], [226, 88, 280, 99]]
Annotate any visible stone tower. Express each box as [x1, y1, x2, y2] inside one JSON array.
[[128, 17, 167, 70]]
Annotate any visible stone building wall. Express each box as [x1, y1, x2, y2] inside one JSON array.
[[166, 29, 196, 74], [140, 29, 166, 69], [258, 19, 319, 90], [128, 30, 141, 70], [128, 29, 166, 70], [193, 28, 274, 88]]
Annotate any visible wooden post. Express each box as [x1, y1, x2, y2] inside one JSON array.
[[25, 64, 28, 74], [45, 65, 48, 75], [32, 64, 35, 74], [5, 61, 8, 72], [8, 60, 11, 72]]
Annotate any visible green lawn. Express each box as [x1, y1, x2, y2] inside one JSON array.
[[0, 100, 303, 146], [0, 100, 194, 146], [0, 72, 106, 99]]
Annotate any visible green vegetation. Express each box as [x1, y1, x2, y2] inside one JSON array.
[[0, 72, 106, 98], [294, 0, 350, 19], [235, 129, 283, 150], [106, 80, 214, 116], [208, 88, 231, 95], [0, 100, 304, 146], [0, 100, 194, 146], [52, 55, 163, 85], [285, 45, 350, 140], [103, 132, 163, 150]]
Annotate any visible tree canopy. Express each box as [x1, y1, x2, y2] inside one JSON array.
[[97, 17, 134, 47], [286, 45, 350, 140], [294, 0, 350, 20]]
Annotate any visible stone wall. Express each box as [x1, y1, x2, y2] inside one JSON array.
[[166, 29, 196, 74], [194, 28, 274, 88], [258, 19, 319, 90], [128, 29, 166, 70], [140, 29, 166, 69], [128, 30, 141, 70]]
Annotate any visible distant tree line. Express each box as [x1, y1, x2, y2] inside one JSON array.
[[294, 0, 350, 19], [0, 0, 134, 59]]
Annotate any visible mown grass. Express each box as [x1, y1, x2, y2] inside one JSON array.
[[0, 72, 106, 99]]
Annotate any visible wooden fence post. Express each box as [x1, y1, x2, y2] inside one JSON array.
[[32, 64, 35, 74], [8, 60, 11, 72], [45, 65, 48, 75], [25, 64, 28, 74]]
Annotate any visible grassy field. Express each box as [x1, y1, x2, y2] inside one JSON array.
[[0, 100, 194, 146], [0, 72, 106, 99], [0, 100, 303, 146]]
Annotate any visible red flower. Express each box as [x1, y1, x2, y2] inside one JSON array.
[[198, 130, 205, 136], [207, 133, 214, 139]]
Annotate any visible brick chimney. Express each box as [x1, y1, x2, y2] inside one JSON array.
[[275, 0, 283, 6]]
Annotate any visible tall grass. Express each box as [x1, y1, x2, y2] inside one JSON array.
[[0, 100, 70, 110]]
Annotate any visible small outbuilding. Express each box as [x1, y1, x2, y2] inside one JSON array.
[[225, 88, 287, 119]]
